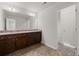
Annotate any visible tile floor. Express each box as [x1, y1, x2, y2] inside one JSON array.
[[7, 44, 62, 56]]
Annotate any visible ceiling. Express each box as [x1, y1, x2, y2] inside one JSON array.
[[0, 2, 76, 13], [18, 2, 57, 12], [0, 2, 57, 13]]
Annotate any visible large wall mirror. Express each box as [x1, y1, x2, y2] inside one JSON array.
[[0, 9, 35, 31]]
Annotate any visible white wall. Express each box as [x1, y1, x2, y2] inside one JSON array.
[[37, 3, 75, 49], [38, 7, 58, 49]]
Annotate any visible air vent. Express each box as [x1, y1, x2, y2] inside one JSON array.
[[42, 2, 47, 5]]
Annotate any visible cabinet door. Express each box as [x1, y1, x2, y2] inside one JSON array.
[[6, 36, 15, 54], [27, 32, 41, 44], [0, 35, 15, 55], [15, 34, 30, 50], [0, 38, 7, 55]]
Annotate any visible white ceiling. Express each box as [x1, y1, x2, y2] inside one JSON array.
[[0, 2, 57, 13], [18, 2, 57, 12], [0, 2, 76, 13]]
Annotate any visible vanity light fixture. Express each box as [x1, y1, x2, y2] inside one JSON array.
[[7, 7, 19, 12]]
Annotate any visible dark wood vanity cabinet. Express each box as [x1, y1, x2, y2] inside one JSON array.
[[0, 31, 41, 55], [15, 34, 30, 50], [27, 32, 41, 44], [0, 37, 7, 55], [6, 35, 15, 54], [0, 35, 15, 55]]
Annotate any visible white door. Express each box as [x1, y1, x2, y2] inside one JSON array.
[[60, 5, 76, 47]]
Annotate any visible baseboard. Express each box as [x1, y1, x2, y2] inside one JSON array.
[[41, 42, 57, 50]]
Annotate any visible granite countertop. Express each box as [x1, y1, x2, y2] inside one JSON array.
[[0, 29, 41, 35]]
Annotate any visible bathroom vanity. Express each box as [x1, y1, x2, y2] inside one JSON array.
[[0, 30, 42, 55], [0, 8, 42, 56]]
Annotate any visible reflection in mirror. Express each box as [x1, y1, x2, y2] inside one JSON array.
[[0, 9, 5, 31], [0, 9, 36, 31], [6, 18, 16, 31], [4, 10, 34, 31], [0, 18, 4, 31]]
